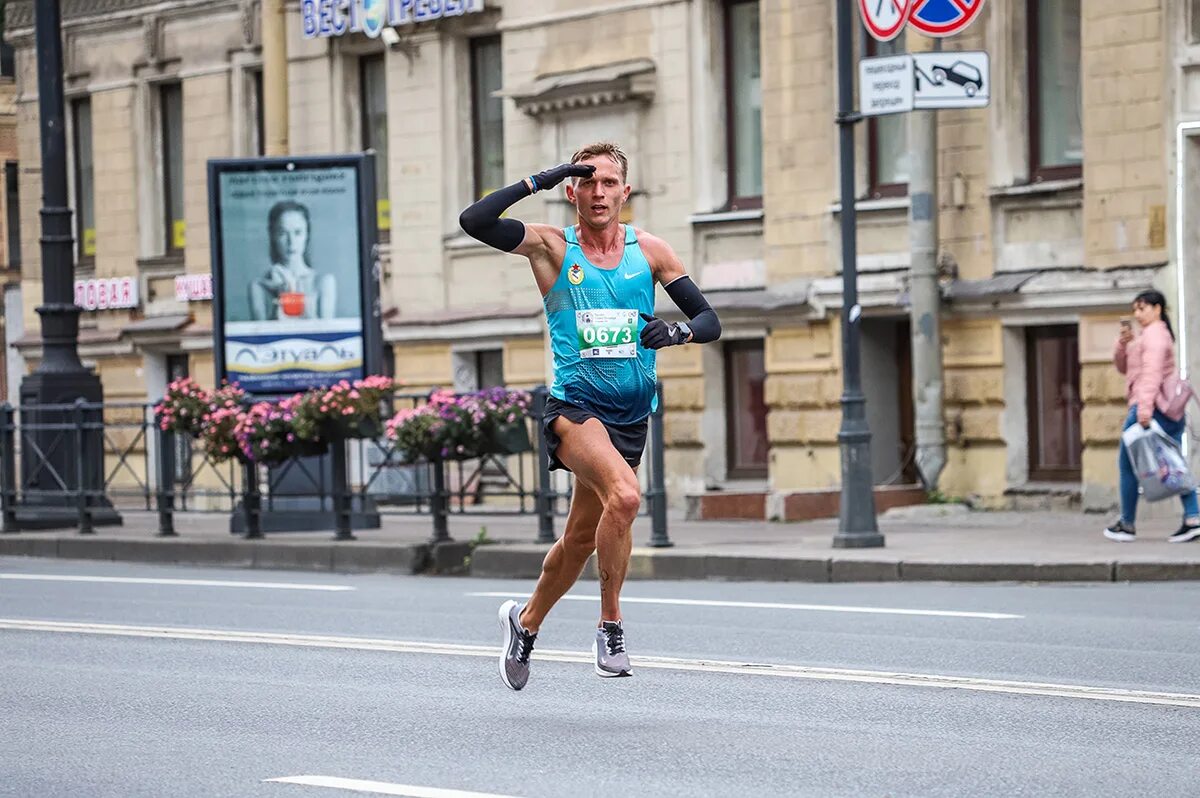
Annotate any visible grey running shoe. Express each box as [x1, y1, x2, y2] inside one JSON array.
[[497, 600, 536, 691], [593, 620, 632, 678]]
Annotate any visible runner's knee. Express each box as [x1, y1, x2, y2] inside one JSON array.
[[605, 480, 641, 521]]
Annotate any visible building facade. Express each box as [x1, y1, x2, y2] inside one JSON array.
[[4, 0, 1192, 516]]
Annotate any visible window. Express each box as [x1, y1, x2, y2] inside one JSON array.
[[724, 340, 768, 479], [161, 84, 185, 253], [1026, 325, 1082, 481], [1029, 0, 1082, 180], [360, 55, 390, 236], [0, 1, 13, 79], [725, 0, 762, 208], [5, 161, 19, 271], [251, 70, 265, 157], [453, 348, 504, 392], [72, 98, 95, 262], [1192, 0, 1200, 43], [470, 37, 504, 200], [867, 34, 908, 197]]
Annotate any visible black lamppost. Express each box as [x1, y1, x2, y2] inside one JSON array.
[[832, 0, 883, 548], [16, 0, 117, 528]]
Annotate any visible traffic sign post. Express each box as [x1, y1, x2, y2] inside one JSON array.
[[835, 0, 884, 549]]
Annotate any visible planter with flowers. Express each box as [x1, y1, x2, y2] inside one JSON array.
[[154, 377, 211, 437], [234, 395, 328, 465], [385, 387, 533, 463], [196, 383, 248, 464], [293, 376, 394, 442]]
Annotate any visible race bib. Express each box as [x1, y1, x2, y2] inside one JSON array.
[[576, 309, 637, 358]]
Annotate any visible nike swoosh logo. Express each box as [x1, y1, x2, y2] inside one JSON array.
[[623, 272, 643, 280]]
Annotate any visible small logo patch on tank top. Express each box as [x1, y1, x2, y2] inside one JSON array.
[[567, 263, 585, 285]]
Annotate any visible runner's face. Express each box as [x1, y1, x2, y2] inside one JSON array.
[[566, 156, 630, 228]]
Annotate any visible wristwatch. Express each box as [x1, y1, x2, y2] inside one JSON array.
[[675, 321, 693, 345]]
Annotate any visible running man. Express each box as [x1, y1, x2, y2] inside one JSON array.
[[459, 142, 722, 690]]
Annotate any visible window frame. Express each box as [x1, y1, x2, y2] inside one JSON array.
[[72, 97, 95, 265], [865, 36, 908, 199], [469, 35, 505, 202], [359, 53, 390, 241], [723, 0, 763, 211], [160, 82, 185, 255], [1027, 0, 1083, 182]]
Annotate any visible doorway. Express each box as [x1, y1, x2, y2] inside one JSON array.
[[1026, 325, 1082, 481], [724, 340, 768, 480]]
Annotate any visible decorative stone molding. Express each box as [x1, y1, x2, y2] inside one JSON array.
[[503, 58, 656, 117], [240, 0, 259, 48], [142, 16, 161, 66], [8, 0, 163, 29]]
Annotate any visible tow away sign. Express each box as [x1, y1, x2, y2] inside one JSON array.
[[860, 51, 989, 116]]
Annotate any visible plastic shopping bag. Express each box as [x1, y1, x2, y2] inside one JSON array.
[[1122, 421, 1197, 502]]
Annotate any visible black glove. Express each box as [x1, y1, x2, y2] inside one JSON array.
[[639, 312, 691, 350], [530, 163, 595, 192]]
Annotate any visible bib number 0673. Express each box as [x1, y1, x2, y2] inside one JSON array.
[[582, 326, 632, 346]]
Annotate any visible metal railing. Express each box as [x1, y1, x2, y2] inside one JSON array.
[[0, 385, 671, 546]]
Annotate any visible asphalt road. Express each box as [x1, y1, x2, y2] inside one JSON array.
[[2, 557, 1199, 797]]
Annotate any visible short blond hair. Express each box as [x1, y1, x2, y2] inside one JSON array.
[[570, 141, 629, 182]]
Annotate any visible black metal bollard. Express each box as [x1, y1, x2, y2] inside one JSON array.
[[430, 457, 451, 544], [241, 460, 263, 539], [156, 422, 178, 537], [331, 438, 354, 541], [531, 386, 556, 544], [73, 399, 94, 535], [647, 382, 672, 548], [0, 404, 16, 533]]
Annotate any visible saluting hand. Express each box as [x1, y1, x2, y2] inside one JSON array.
[[528, 163, 596, 193]]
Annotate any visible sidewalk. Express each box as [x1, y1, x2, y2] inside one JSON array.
[[3, 505, 1200, 582]]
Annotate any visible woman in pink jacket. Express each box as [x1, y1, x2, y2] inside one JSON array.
[[1105, 290, 1200, 542]]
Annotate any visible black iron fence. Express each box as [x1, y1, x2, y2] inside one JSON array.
[[0, 385, 671, 546]]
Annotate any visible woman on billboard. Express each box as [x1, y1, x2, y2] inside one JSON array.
[[249, 200, 337, 321]]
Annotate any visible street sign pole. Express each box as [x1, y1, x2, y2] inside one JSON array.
[[834, 0, 884, 548]]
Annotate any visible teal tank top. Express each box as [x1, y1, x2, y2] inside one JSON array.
[[544, 225, 658, 425]]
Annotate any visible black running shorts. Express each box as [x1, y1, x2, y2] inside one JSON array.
[[542, 397, 648, 472]]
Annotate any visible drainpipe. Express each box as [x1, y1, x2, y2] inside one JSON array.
[[908, 35, 946, 489]]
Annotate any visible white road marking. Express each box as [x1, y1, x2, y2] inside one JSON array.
[[3, 618, 1195, 709], [465, 591, 1022, 620], [0, 574, 354, 592], [264, 775, 521, 798]]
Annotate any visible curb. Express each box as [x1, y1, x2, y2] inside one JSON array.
[[0, 536, 429, 575], [5, 535, 1200, 582]]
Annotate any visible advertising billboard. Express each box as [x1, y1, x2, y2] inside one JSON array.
[[208, 155, 382, 395]]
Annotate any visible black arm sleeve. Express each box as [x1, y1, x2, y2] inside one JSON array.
[[458, 180, 531, 252], [664, 275, 721, 344]]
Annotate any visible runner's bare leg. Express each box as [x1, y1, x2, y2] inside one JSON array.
[[541, 416, 640, 624], [519, 481, 602, 632]]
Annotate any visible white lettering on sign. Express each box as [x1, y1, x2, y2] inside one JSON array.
[[301, 0, 483, 38], [175, 274, 214, 302], [74, 277, 140, 312]]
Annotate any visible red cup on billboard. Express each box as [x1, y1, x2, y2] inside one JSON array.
[[280, 291, 305, 317]]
